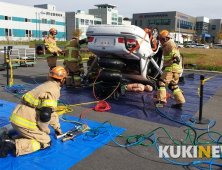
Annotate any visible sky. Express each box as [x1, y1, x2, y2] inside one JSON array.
[[1, 0, 221, 19]]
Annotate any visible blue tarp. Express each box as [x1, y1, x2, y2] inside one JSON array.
[[0, 99, 126, 170], [60, 74, 222, 127]]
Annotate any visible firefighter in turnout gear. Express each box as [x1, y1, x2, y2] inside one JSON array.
[[44, 28, 63, 71], [153, 30, 185, 109], [64, 36, 87, 88], [0, 66, 67, 158]]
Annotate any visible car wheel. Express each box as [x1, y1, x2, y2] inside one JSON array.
[[147, 48, 164, 79], [147, 24, 159, 40]]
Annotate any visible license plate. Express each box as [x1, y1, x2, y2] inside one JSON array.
[[95, 38, 115, 46]]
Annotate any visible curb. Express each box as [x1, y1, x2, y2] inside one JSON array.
[[184, 69, 222, 74]]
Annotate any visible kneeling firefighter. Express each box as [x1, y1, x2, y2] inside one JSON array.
[[0, 66, 67, 157], [64, 36, 88, 87], [153, 30, 185, 109]]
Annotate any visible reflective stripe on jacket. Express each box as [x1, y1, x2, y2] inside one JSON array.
[[21, 81, 59, 109], [10, 80, 61, 130], [162, 40, 183, 73], [44, 34, 61, 56]]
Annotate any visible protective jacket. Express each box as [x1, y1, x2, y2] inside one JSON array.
[[10, 80, 61, 133], [157, 40, 185, 104], [64, 38, 87, 63], [44, 34, 62, 57], [162, 39, 183, 73], [64, 38, 87, 86]]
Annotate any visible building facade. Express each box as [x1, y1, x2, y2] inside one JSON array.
[[132, 11, 196, 43], [66, 4, 131, 40], [66, 10, 102, 40], [0, 2, 66, 41], [208, 19, 222, 43], [132, 11, 222, 43]]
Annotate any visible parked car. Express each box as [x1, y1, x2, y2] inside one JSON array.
[[185, 43, 197, 48], [195, 44, 209, 49], [176, 43, 184, 48], [213, 44, 222, 49]]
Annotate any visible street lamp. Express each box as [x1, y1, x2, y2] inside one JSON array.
[[175, 16, 180, 44]]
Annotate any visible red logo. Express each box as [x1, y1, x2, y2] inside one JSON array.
[[139, 15, 143, 19]]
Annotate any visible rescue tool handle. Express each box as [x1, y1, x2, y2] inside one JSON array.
[[56, 133, 66, 139]]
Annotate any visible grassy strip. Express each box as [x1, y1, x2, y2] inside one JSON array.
[[180, 48, 222, 72]]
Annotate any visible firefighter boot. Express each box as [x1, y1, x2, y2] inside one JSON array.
[[151, 101, 165, 108], [0, 132, 16, 158], [171, 103, 183, 110]]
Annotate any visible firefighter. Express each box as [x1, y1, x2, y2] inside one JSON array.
[[0, 66, 67, 158], [44, 28, 63, 71], [126, 83, 153, 92], [153, 30, 185, 109], [64, 36, 87, 88]]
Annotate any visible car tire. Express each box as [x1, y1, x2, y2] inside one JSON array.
[[147, 24, 159, 40]]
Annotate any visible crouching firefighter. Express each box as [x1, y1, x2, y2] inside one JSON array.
[[152, 30, 185, 109], [64, 35, 87, 88], [0, 66, 67, 157]]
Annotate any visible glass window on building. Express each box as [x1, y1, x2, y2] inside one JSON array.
[[161, 19, 170, 25], [5, 16, 11, 20], [42, 19, 47, 24], [80, 19, 84, 25], [94, 20, 101, 25], [212, 25, 216, 30], [90, 20, 93, 25], [26, 30, 31, 37], [148, 20, 155, 25], [135, 20, 137, 26], [112, 13, 117, 21], [25, 18, 31, 22], [76, 18, 79, 29], [42, 31, 47, 36], [155, 19, 161, 25], [140, 20, 142, 26], [118, 17, 122, 25], [5, 28, 12, 36], [85, 19, 89, 25], [50, 20, 55, 25]]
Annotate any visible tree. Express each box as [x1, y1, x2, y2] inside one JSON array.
[[72, 29, 82, 38], [189, 30, 197, 42], [123, 17, 129, 20], [197, 35, 203, 43], [200, 37, 206, 44], [216, 30, 222, 43]]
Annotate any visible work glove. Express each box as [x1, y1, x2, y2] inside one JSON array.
[[173, 72, 179, 81], [55, 127, 63, 135], [45, 127, 51, 134], [53, 51, 57, 57]]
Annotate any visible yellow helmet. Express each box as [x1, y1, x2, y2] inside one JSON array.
[[49, 28, 58, 35]]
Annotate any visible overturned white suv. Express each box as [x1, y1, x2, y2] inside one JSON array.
[[86, 25, 164, 84]]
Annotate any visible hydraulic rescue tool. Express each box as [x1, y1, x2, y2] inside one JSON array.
[[56, 125, 88, 142]]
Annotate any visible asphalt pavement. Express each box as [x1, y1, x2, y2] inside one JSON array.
[[0, 52, 222, 170]]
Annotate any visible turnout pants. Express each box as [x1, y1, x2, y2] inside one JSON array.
[[47, 56, 57, 68], [157, 71, 185, 104], [64, 61, 81, 86], [11, 124, 51, 157]]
